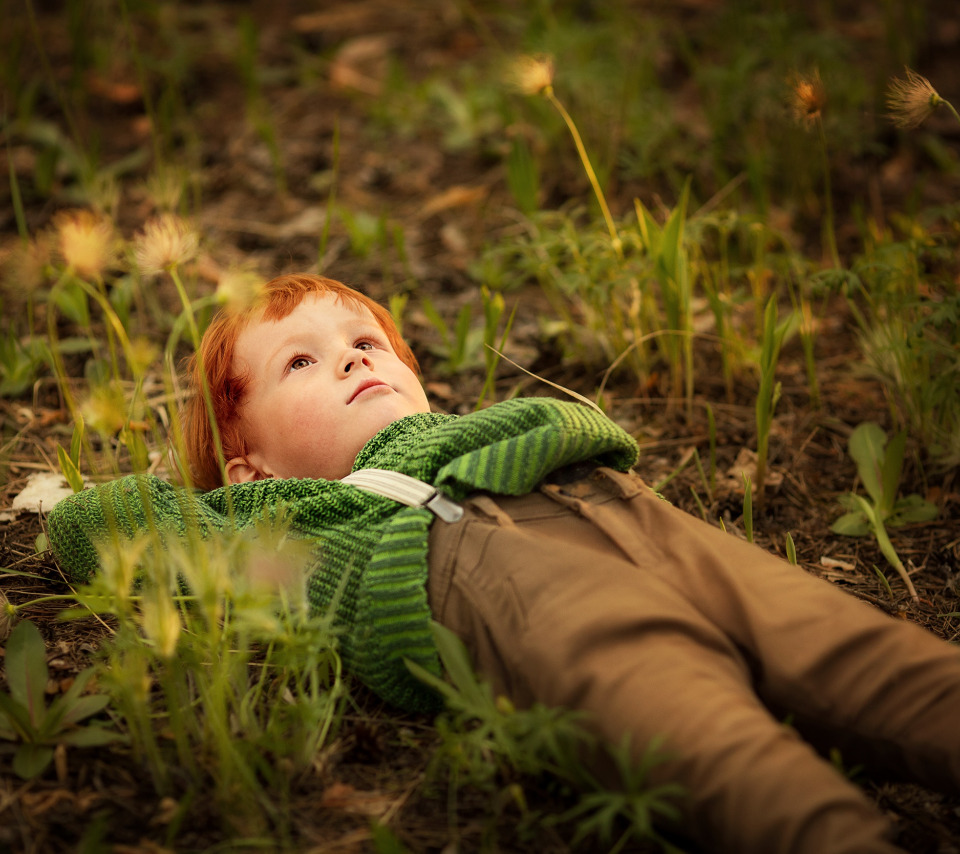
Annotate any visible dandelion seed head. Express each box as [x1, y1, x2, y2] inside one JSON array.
[[55, 209, 116, 278], [887, 68, 942, 129], [790, 71, 827, 128], [133, 213, 199, 276], [506, 54, 555, 96]]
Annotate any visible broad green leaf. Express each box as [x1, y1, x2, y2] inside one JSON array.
[[429, 620, 491, 710], [58, 725, 126, 747], [58, 694, 111, 727], [5, 621, 48, 728], [54, 667, 96, 709], [888, 494, 939, 527], [13, 743, 54, 779], [835, 493, 861, 512], [0, 691, 36, 740], [405, 659, 457, 703], [831, 512, 870, 537], [880, 431, 906, 516], [42, 679, 107, 736], [848, 423, 886, 507]]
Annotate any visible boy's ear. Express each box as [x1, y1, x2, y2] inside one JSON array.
[[225, 456, 265, 484]]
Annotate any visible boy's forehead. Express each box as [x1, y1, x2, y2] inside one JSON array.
[[254, 291, 374, 327], [234, 292, 376, 364]]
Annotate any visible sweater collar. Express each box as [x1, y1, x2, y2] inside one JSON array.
[[352, 410, 453, 471]]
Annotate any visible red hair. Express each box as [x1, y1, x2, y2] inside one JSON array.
[[182, 274, 419, 491]]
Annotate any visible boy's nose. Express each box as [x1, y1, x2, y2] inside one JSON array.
[[342, 350, 373, 374]]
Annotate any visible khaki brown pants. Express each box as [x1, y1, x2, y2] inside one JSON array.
[[426, 467, 960, 854]]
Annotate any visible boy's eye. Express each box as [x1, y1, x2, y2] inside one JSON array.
[[355, 341, 375, 351], [289, 356, 313, 371]]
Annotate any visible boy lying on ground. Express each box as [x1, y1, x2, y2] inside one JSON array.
[[49, 273, 960, 854]]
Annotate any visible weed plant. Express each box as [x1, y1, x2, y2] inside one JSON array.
[[0, 204, 354, 839]]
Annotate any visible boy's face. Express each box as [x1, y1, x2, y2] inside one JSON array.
[[225, 293, 430, 483]]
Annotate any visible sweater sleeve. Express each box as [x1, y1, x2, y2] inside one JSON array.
[[46, 475, 227, 583]]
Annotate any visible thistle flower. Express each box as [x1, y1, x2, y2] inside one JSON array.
[[127, 335, 160, 377], [144, 163, 188, 213], [886, 68, 955, 129], [506, 54, 555, 96], [81, 382, 127, 436], [2, 232, 53, 295], [790, 71, 826, 128], [215, 268, 265, 315], [54, 209, 116, 278], [133, 213, 199, 276]]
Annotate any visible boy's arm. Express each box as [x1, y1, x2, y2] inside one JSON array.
[[46, 474, 224, 583]]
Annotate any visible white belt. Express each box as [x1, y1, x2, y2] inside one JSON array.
[[341, 469, 464, 523]]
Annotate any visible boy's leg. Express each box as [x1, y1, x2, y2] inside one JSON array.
[[541, 468, 960, 794], [427, 490, 905, 854]]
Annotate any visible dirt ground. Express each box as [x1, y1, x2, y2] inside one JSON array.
[[2, 0, 960, 852]]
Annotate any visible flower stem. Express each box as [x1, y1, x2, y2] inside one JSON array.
[[544, 86, 622, 257], [817, 118, 840, 268], [941, 99, 960, 126], [169, 266, 229, 485]]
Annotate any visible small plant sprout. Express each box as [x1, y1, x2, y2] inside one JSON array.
[[831, 423, 938, 602], [56, 417, 86, 494], [0, 620, 125, 780], [886, 68, 960, 129], [741, 472, 754, 544], [785, 532, 798, 566], [754, 297, 796, 505]]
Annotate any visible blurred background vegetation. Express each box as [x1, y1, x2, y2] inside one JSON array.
[[1, 1, 959, 851]]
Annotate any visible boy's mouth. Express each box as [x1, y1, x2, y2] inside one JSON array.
[[348, 378, 388, 403]]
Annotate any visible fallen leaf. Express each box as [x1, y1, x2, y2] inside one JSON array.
[[820, 556, 857, 571], [10, 472, 87, 514], [717, 447, 784, 494], [421, 185, 488, 218], [113, 842, 176, 854], [319, 782, 397, 818], [330, 35, 394, 96]]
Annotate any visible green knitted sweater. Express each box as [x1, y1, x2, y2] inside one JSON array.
[[47, 397, 639, 711]]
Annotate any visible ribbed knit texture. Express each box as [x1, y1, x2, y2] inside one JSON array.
[[47, 397, 639, 711]]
